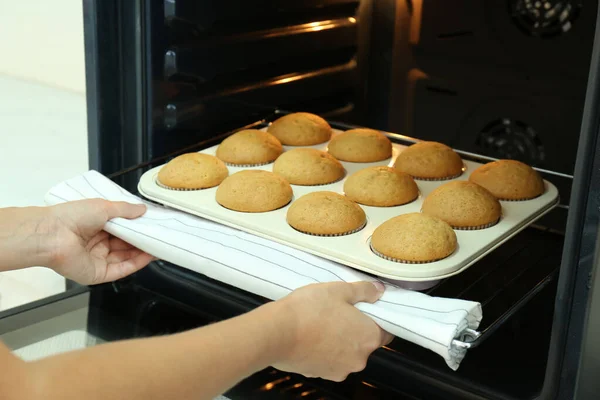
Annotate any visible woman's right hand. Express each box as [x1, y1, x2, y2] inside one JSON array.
[[270, 281, 393, 382]]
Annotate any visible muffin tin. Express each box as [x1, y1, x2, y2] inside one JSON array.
[[138, 128, 559, 286]]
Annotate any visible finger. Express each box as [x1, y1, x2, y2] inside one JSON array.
[[109, 236, 136, 251], [102, 252, 155, 283], [87, 231, 110, 250], [380, 330, 394, 347], [106, 249, 143, 263], [104, 201, 147, 220], [343, 281, 386, 305]]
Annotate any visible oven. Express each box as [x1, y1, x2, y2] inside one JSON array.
[[81, 0, 600, 398]]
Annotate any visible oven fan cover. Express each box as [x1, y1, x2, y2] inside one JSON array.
[[509, 0, 583, 37], [476, 118, 546, 166]]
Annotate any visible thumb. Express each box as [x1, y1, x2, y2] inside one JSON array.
[[346, 281, 386, 305], [104, 201, 147, 220]]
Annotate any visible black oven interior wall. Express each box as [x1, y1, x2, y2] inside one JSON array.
[[387, 0, 596, 178], [148, 0, 374, 160], [148, 0, 596, 181]]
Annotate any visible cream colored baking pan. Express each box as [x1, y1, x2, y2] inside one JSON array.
[[138, 129, 559, 283]]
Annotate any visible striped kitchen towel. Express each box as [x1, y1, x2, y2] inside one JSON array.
[[45, 170, 482, 370]]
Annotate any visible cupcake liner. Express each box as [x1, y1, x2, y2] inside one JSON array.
[[369, 241, 448, 264], [224, 160, 274, 168], [291, 174, 346, 187], [290, 220, 367, 237], [156, 178, 207, 191], [452, 218, 500, 231], [498, 193, 543, 202], [355, 194, 419, 208], [411, 171, 464, 181], [217, 198, 293, 213]]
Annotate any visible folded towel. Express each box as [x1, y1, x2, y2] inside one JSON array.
[[45, 171, 482, 370]]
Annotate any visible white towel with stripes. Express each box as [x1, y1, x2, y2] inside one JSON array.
[[45, 170, 482, 370]]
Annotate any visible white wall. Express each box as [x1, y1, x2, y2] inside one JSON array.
[[0, 0, 88, 311], [0, 0, 86, 93]]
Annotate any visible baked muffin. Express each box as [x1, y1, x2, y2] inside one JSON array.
[[267, 112, 332, 146], [273, 148, 344, 186], [157, 153, 228, 190], [328, 128, 392, 162], [371, 213, 457, 263], [216, 170, 292, 212], [344, 166, 418, 207], [421, 181, 501, 229], [469, 159, 544, 200], [287, 191, 366, 236], [216, 129, 283, 166], [394, 141, 463, 180]]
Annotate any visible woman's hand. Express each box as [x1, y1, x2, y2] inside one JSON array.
[[270, 281, 393, 381], [45, 199, 155, 285]]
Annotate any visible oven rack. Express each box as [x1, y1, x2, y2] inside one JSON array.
[[439, 226, 561, 350]]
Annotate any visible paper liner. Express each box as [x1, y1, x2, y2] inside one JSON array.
[[369, 241, 449, 264], [354, 194, 419, 208], [498, 193, 543, 202], [223, 160, 274, 167], [156, 178, 208, 192], [290, 220, 367, 237], [290, 174, 346, 187], [452, 218, 500, 231], [217, 198, 293, 213], [411, 171, 464, 181]]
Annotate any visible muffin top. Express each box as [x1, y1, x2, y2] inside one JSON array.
[[157, 153, 228, 189], [394, 141, 463, 180], [215, 170, 292, 213], [216, 129, 283, 165], [421, 181, 501, 229], [469, 159, 544, 200], [371, 213, 457, 263], [327, 128, 392, 163], [344, 166, 418, 207], [287, 191, 366, 236], [273, 148, 344, 186], [267, 112, 332, 146]]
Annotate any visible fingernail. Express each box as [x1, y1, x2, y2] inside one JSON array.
[[372, 281, 385, 293]]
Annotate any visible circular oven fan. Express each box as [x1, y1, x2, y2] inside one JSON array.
[[476, 118, 546, 166], [509, 0, 583, 38]]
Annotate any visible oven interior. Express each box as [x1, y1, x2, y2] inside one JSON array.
[[85, 0, 598, 399]]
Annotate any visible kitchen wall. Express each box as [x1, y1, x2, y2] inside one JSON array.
[[0, 0, 88, 310], [0, 0, 86, 93]]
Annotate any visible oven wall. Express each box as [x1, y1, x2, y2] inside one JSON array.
[[147, 0, 375, 160], [386, 0, 596, 176]]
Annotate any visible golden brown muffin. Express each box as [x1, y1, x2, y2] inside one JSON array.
[[371, 213, 457, 263], [216, 170, 292, 213], [344, 166, 418, 207], [327, 128, 392, 162], [287, 191, 366, 236], [267, 112, 332, 146], [469, 159, 544, 200], [421, 181, 501, 229], [216, 129, 283, 166], [394, 141, 463, 180], [157, 153, 228, 190], [273, 148, 345, 186]]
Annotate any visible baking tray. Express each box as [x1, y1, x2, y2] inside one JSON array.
[[138, 128, 559, 283]]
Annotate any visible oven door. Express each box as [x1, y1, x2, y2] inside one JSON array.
[[82, 0, 600, 398]]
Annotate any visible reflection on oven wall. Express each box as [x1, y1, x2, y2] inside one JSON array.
[[388, 0, 596, 175], [150, 0, 368, 159]]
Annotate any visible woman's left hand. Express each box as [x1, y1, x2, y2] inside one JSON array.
[[45, 199, 155, 285]]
